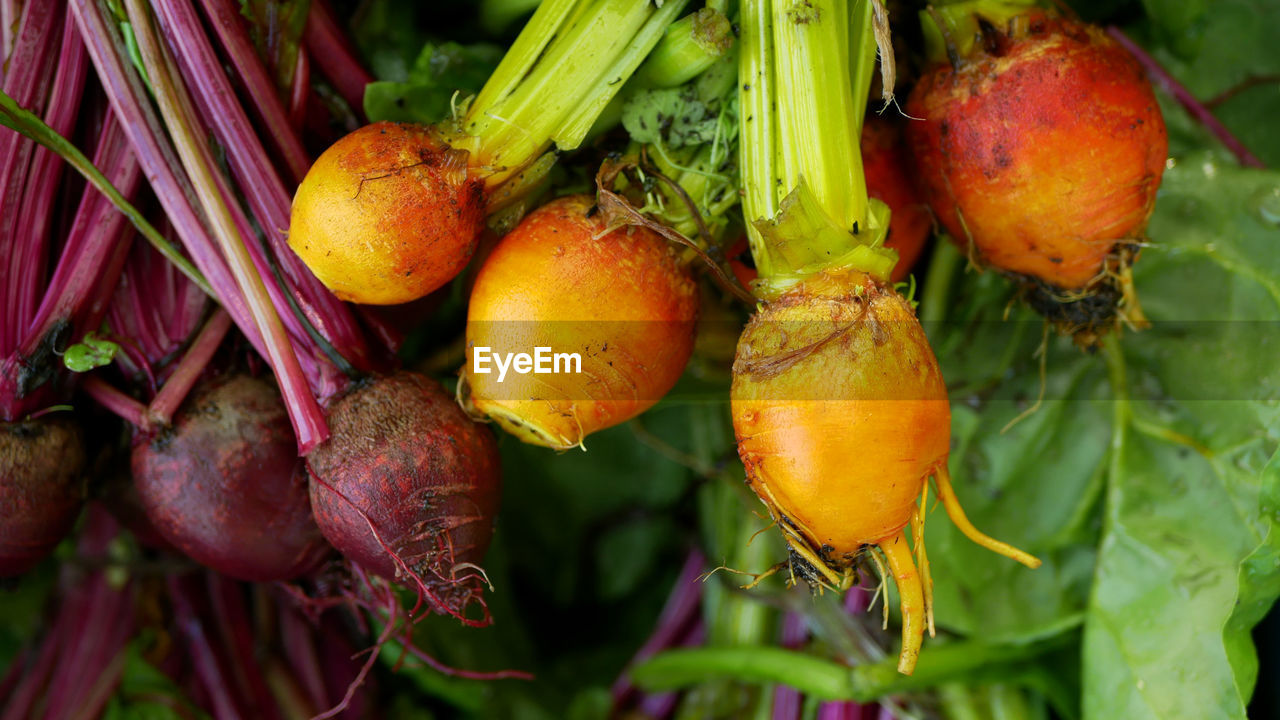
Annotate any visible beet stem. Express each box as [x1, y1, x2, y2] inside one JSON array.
[[11, 9, 87, 341], [81, 374, 150, 430], [169, 576, 248, 720], [197, 0, 312, 184], [21, 115, 141, 360], [69, 0, 272, 368], [289, 49, 310, 131], [302, 0, 373, 120], [611, 549, 706, 706], [146, 308, 232, 425], [157, 0, 372, 377], [0, 0, 61, 354], [1105, 26, 1266, 170], [122, 0, 327, 451]]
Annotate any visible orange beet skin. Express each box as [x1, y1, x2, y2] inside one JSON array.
[[289, 122, 486, 305], [462, 195, 699, 450], [905, 16, 1167, 291]]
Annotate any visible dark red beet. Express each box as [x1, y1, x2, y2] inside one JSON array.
[[132, 374, 330, 582], [0, 416, 85, 576], [306, 371, 500, 621]]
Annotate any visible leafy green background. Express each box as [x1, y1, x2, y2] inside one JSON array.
[[4, 0, 1279, 718]]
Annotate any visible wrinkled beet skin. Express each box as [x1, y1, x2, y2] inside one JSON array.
[[0, 416, 85, 576], [905, 14, 1167, 291], [307, 372, 500, 615], [132, 374, 330, 582]]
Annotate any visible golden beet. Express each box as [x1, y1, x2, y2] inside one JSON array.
[[905, 13, 1166, 337], [288, 122, 486, 305], [732, 270, 1039, 673], [461, 195, 698, 450]]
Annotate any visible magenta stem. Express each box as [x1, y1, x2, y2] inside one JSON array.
[[11, 10, 88, 341], [277, 603, 329, 713], [155, 0, 374, 378], [0, 606, 65, 720], [0, 0, 18, 69], [195, 0, 311, 184], [612, 550, 706, 707], [168, 576, 248, 720], [1106, 26, 1266, 169], [23, 114, 141, 358], [116, 0, 328, 451], [303, 0, 373, 116], [290, 50, 310, 130], [81, 373, 150, 431], [206, 573, 284, 720], [1, 0, 61, 354], [70, 0, 269, 357], [146, 308, 232, 425]]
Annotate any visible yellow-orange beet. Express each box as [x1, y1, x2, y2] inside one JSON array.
[[732, 270, 1039, 673], [905, 13, 1166, 338], [461, 195, 698, 450], [289, 122, 486, 305]]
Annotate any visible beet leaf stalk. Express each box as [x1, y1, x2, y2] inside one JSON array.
[[70, 0, 328, 451], [453, 0, 693, 195], [738, 0, 892, 292]]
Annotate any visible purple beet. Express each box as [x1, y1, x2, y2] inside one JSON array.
[[306, 371, 500, 622], [0, 416, 86, 576], [132, 373, 330, 582]]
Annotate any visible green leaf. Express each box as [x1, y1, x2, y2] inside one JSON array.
[[363, 41, 504, 124], [926, 277, 1108, 643], [1081, 155, 1280, 720], [63, 332, 121, 372], [1135, 0, 1280, 166]]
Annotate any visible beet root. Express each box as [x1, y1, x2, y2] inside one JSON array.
[[306, 371, 501, 623], [132, 374, 330, 582], [0, 416, 86, 576]]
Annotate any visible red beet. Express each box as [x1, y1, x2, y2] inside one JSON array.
[[306, 371, 501, 622], [132, 374, 330, 582], [0, 416, 86, 576]]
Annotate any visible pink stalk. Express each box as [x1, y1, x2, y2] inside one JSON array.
[[11, 10, 88, 337], [155, 0, 375, 379], [195, 0, 310, 183], [636, 619, 706, 720], [70, 0, 270, 360], [145, 308, 232, 425], [1106, 26, 1266, 169], [169, 577, 249, 720], [81, 374, 149, 430], [206, 573, 285, 720], [303, 0, 373, 116], [612, 550, 706, 708], [80, 0, 328, 451], [0, 620, 64, 720], [277, 602, 330, 713], [1, 0, 60, 353], [23, 115, 140, 357], [0, 0, 18, 68], [290, 50, 310, 129], [108, 247, 180, 376]]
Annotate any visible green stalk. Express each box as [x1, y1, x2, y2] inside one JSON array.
[[459, 0, 690, 189], [738, 0, 895, 298], [919, 0, 1039, 64], [634, 7, 734, 89], [633, 636, 1068, 702]]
